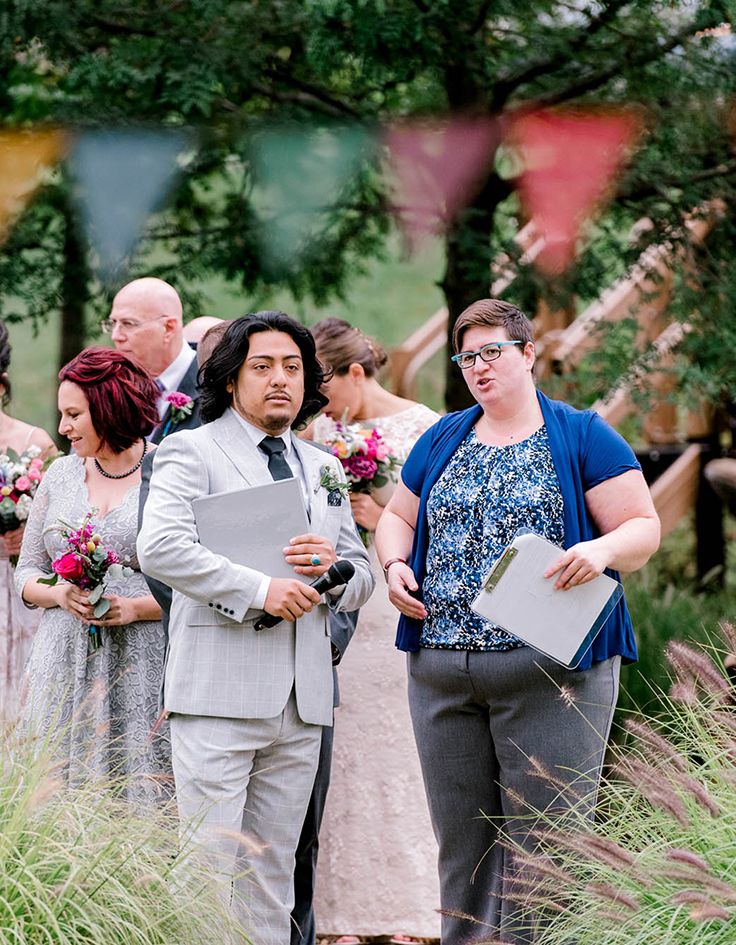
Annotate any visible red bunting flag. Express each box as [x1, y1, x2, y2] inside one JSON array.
[[384, 118, 500, 250], [508, 108, 641, 274]]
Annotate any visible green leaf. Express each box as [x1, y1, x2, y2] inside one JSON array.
[[37, 574, 59, 586], [93, 597, 111, 619], [372, 474, 388, 487], [87, 584, 104, 605]]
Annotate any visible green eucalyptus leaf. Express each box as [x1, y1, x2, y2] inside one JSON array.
[[87, 584, 104, 605], [93, 597, 111, 619], [37, 574, 59, 586]]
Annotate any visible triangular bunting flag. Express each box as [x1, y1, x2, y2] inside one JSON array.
[[508, 108, 641, 274], [249, 123, 373, 273], [68, 128, 193, 281], [0, 129, 66, 242], [383, 118, 500, 250]]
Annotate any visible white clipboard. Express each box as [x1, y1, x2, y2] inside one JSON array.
[[470, 529, 623, 668], [192, 477, 310, 581]]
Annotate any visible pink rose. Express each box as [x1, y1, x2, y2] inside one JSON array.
[[374, 442, 390, 461], [52, 552, 85, 581], [29, 458, 43, 471], [27, 469, 41, 483], [14, 476, 31, 492], [166, 392, 192, 409]]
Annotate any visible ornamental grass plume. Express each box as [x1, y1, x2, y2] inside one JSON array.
[[0, 715, 245, 944], [512, 626, 736, 945]]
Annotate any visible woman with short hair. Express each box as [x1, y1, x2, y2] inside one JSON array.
[[16, 347, 170, 805], [376, 299, 660, 944]]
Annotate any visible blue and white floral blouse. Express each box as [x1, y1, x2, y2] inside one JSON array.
[[420, 425, 565, 650]]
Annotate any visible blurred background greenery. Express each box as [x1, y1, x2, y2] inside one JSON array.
[[8, 235, 446, 438]]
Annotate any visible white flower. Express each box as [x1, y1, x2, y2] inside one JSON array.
[[25, 445, 42, 459], [15, 494, 33, 522]]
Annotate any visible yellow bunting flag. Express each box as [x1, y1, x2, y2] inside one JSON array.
[[0, 129, 66, 242]]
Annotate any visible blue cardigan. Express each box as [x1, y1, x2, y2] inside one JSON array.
[[397, 390, 641, 670]]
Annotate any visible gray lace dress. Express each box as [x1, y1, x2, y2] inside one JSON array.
[[14, 454, 172, 805]]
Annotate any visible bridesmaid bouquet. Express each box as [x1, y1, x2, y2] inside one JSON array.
[[319, 421, 401, 493], [0, 445, 57, 565], [318, 420, 401, 545], [38, 509, 134, 650]]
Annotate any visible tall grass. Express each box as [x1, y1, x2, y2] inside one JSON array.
[[0, 718, 245, 944], [492, 625, 736, 945], [618, 514, 736, 721]]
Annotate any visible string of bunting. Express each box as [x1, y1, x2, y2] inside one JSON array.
[[0, 107, 645, 280]]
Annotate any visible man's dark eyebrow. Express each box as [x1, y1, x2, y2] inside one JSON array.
[[246, 353, 303, 361]]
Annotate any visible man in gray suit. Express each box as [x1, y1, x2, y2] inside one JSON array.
[[105, 276, 200, 442], [137, 312, 374, 945]]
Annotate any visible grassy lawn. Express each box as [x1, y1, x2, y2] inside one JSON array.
[[6, 235, 446, 439]]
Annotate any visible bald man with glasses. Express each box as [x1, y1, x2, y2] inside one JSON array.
[[104, 277, 200, 443]]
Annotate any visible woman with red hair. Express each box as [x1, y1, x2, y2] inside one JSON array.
[[15, 348, 170, 804]]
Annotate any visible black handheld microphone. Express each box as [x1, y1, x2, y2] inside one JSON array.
[[253, 559, 356, 632]]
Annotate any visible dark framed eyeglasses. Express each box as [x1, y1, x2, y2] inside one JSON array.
[[451, 341, 525, 369]]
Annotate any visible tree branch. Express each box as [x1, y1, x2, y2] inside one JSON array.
[[619, 160, 736, 204], [492, 0, 641, 107], [469, 0, 493, 35], [90, 15, 160, 38], [270, 71, 362, 118], [530, 22, 698, 110]]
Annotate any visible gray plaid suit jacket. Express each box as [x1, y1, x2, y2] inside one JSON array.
[[137, 408, 374, 727]]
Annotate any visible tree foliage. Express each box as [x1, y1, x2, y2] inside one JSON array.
[[2, 0, 736, 409]]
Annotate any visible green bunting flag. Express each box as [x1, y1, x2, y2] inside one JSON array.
[[248, 123, 373, 273]]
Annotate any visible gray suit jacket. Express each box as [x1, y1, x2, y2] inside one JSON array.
[[137, 409, 374, 727]]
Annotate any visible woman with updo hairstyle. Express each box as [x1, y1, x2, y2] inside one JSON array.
[[15, 347, 171, 806], [307, 317, 442, 943], [0, 320, 56, 718]]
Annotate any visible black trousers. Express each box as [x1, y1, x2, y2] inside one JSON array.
[[290, 720, 334, 945]]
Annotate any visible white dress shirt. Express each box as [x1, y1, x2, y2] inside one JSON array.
[[229, 406, 312, 609], [156, 340, 197, 420]]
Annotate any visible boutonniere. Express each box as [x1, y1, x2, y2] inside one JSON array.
[[161, 392, 194, 437], [314, 465, 350, 504]]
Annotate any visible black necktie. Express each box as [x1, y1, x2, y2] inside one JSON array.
[[259, 435, 293, 481]]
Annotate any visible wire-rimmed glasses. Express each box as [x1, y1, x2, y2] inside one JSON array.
[[100, 314, 167, 335]]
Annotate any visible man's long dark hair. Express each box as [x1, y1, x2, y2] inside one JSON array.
[[199, 311, 329, 426]]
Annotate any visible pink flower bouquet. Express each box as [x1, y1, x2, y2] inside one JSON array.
[[38, 509, 133, 650], [0, 445, 58, 564], [317, 420, 401, 543]]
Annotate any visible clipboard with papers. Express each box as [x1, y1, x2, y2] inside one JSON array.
[[192, 477, 311, 581], [470, 529, 623, 669]]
